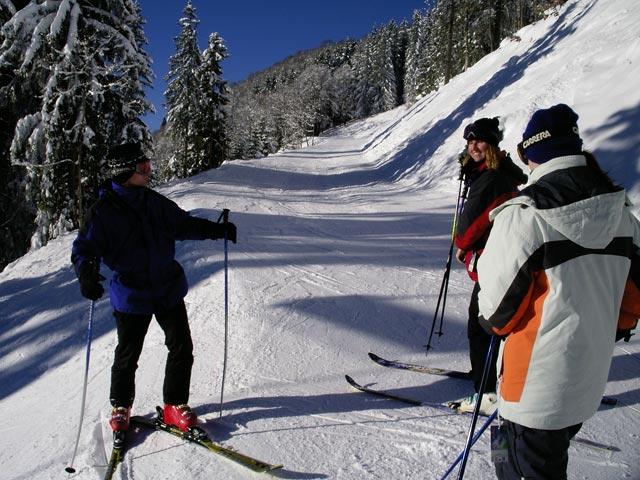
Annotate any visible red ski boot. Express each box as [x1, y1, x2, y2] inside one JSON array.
[[163, 404, 198, 432], [109, 406, 131, 432]]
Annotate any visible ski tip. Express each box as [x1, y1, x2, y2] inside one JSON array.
[[64, 467, 76, 473], [345, 375, 358, 386], [368, 352, 387, 363]]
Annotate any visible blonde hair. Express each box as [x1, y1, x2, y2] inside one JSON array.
[[462, 144, 501, 170]]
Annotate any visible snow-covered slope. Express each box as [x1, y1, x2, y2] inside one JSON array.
[[1, 1, 639, 478]]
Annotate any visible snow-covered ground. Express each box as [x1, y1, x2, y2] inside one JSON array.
[[1, 0, 639, 478]]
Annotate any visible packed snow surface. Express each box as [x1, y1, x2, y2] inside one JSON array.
[[1, 0, 639, 478]]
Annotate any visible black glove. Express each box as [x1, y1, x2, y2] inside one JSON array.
[[78, 260, 105, 300], [615, 328, 635, 342], [206, 221, 237, 243], [225, 222, 237, 243]]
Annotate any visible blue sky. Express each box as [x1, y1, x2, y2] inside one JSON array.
[[137, 0, 428, 131]]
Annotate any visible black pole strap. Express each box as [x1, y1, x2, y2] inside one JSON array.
[[217, 208, 230, 224]]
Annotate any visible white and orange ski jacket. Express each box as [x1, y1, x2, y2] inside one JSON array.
[[478, 155, 640, 430]]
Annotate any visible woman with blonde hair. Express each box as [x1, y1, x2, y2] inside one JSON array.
[[449, 117, 527, 414]]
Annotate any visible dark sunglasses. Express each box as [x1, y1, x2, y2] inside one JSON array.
[[135, 161, 152, 176]]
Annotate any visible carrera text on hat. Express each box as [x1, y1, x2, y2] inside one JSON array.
[[522, 130, 552, 149]]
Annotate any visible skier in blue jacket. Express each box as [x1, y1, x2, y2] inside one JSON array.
[[71, 142, 236, 433]]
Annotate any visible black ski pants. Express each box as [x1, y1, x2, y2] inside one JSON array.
[[495, 419, 582, 480], [467, 281, 498, 393], [110, 299, 194, 407]]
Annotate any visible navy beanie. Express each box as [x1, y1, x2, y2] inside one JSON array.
[[463, 117, 503, 147], [520, 104, 583, 164]]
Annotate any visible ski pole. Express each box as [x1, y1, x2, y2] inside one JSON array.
[[436, 182, 467, 338], [217, 208, 230, 418], [426, 236, 453, 352], [440, 409, 498, 479], [425, 176, 467, 353], [65, 300, 95, 474], [456, 335, 498, 479]]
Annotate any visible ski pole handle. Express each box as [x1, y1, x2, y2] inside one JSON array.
[[217, 208, 230, 225]]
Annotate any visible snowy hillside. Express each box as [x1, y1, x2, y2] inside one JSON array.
[[1, 0, 639, 479]]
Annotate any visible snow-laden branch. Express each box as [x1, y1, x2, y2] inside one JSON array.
[[22, 11, 55, 70], [0, 0, 15, 16], [49, 0, 73, 41]]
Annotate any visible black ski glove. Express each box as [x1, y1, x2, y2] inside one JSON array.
[[225, 222, 237, 243], [78, 260, 106, 300], [206, 221, 237, 243], [615, 328, 635, 342]]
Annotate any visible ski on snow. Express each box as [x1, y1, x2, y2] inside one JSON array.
[[368, 352, 618, 406], [130, 407, 283, 473], [103, 431, 126, 480], [345, 374, 466, 415], [368, 352, 472, 380], [345, 374, 618, 453]]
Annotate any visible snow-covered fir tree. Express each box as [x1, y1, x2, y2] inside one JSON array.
[[164, 0, 202, 179], [1, 0, 153, 251], [379, 21, 400, 111], [163, 0, 229, 179], [0, 0, 33, 269], [404, 9, 426, 102], [198, 32, 230, 169], [352, 30, 378, 119]]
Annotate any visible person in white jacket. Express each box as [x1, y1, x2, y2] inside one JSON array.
[[477, 104, 640, 479]]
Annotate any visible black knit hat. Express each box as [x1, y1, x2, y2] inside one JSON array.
[[108, 143, 149, 182], [463, 117, 503, 147]]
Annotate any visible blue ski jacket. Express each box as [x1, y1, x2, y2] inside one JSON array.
[[72, 181, 216, 314]]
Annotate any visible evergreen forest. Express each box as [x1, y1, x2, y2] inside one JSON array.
[[0, 0, 564, 271]]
